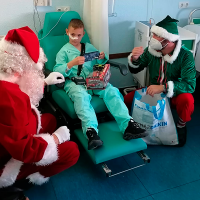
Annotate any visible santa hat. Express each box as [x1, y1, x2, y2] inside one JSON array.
[[0, 26, 46, 71], [151, 15, 180, 42]]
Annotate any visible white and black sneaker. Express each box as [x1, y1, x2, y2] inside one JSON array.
[[123, 119, 148, 140], [86, 128, 103, 150]]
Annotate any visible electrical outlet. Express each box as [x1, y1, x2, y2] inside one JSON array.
[[179, 2, 189, 8], [185, 2, 189, 7], [56, 6, 70, 12], [34, 0, 52, 6]]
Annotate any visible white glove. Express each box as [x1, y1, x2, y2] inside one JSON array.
[[53, 126, 70, 144], [44, 72, 65, 85]]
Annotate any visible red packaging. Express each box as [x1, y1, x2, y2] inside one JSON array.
[[86, 64, 111, 90]]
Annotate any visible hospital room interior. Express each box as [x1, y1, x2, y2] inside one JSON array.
[[1, 0, 200, 200]]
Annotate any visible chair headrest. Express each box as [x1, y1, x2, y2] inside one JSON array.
[[42, 11, 81, 37]]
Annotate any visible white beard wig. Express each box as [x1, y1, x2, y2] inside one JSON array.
[[0, 37, 47, 106], [18, 68, 45, 106]]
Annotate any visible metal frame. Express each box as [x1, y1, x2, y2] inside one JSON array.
[[101, 151, 150, 177], [188, 8, 200, 25]]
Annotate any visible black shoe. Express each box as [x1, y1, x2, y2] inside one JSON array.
[[0, 185, 26, 200], [86, 128, 103, 150], [123, 119, 148, 141], [14, 178, 33, 191], [176, 126, 187, 147]]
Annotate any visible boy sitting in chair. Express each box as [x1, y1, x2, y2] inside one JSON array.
[[53, 19, 148, 150]]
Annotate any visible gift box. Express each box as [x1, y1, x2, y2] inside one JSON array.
[[86, 64, 111, 90]]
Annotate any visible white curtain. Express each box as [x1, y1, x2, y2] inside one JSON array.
[[83, 0, 109, 56]]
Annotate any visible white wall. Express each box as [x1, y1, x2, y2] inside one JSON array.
[[0, 0, 82, 35], [0, 0, 200, 54], [108, 0, 200, 54]]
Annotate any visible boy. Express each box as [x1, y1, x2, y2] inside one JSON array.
[[54, 19, 147, 150]]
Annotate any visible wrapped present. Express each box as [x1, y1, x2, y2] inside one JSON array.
[[86, 64, 111, 90]]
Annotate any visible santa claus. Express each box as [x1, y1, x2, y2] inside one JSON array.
[[0, 26, 80, 200]]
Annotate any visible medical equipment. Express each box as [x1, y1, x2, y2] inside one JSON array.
[[188, 8, 200, 25], [184, 8, 200, 73], [39, 11, 68, 40], [69, 33, 78, 40], [40, 11, 150, 177]]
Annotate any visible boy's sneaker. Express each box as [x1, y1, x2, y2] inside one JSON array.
[[123, 119, 148, 140], [176, 126, 187, 147], [86, 128, 103, 150]]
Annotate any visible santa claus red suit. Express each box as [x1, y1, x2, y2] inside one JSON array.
[[0, 26, 80, 195]]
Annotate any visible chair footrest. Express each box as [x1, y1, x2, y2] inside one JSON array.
[[74, 121, 147, 164]]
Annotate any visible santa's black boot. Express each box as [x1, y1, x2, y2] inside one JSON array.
[[123, 119, 148, 141], [176, 126, 187, 147], [86, 128, 103, 150]]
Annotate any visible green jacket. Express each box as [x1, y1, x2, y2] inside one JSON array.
[[128, 40, 196, 98]]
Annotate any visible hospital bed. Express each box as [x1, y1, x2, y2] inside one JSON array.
[[39, 11, 150, 177], [184, 8, 200, 73]]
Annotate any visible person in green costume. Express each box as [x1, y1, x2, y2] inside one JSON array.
[[125, 15, 196, 147]]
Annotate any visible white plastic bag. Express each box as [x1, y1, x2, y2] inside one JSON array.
[[131, 88, 178, 145]]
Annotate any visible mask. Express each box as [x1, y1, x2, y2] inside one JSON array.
[[69, 33, 78, 40], [149, 37, 168, 50]]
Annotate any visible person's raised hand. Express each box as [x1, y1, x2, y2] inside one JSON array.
[[131, 47, 144, 61]]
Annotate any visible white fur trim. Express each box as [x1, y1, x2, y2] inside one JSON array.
[[31, 104, 42, 134], [151, 25, 180, 42], [0, 158, 23, 188], [27, 172, 49, 185], [34, 134, 58, 166], [128, 53, 139, 68], [164, 39, 182, 64], [148, 46, 162, 58], [0, 38, 46, 70], [0, 37, 29, 57], [35, 62, 44, 71], [35, 48, 47, 70], [167, 81, 174, 98]]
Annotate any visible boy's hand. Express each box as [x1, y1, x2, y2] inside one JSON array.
[[73, 56, 85, 65], [131, 47, 144, 61], [146, 85, 164, 97], [99, 52, 105, 60], [68, 56, 85, 69]]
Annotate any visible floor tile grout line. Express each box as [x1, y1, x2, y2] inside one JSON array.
[[122, 156, 151, 196], [149, 178, 200, 197]]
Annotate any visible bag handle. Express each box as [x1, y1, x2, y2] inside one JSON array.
[[77, 43, 86, 76], [145, 99, 165, 120], [152, 99, 166, 120]]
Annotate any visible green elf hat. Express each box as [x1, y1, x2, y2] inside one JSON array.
[[151, 15, 180, 42]]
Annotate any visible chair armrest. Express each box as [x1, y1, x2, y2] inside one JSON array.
[[44, 67, 52, 77], [108, 60, 128, 76]]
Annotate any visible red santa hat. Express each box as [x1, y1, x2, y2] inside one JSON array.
[[0, 26, 46, 71]]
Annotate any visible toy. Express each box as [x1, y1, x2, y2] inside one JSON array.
[[86, 64, 111, 90], [84, 51, 100, 62]]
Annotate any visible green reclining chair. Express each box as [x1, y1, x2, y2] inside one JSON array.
[[39, 11, 150, 176]]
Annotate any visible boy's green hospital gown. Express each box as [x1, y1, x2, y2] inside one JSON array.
[[54, 42, 132, 136]]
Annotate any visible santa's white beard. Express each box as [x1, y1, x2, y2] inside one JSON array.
[[18, 70, 45, 106]]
